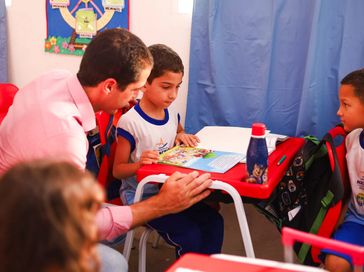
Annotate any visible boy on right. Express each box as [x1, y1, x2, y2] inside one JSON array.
[[322, 69, 364, 272]]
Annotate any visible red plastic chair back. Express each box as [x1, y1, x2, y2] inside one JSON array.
[[95, 102, 135, 205], [95, 110, 123, 205], [0, 83, 18, 124], [283, 227, 364, 267]]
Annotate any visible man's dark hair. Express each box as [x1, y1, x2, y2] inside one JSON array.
[[77, 28, 153, 90], [147, 44, 184, 84], [341, 68, 364, 103]]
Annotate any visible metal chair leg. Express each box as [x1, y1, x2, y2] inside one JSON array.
[[138, 227, 153, 272], [152, 233, 161, 249]]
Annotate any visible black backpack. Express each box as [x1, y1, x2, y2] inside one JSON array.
[[256, 125, 349, 266]]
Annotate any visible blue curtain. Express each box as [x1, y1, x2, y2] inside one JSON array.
[[0, 0, 7, 82], [185, 0, 364, 137]]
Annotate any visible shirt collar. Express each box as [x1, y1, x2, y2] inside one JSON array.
[[66, 75, 96, 132], [134, 102, 169, 126]]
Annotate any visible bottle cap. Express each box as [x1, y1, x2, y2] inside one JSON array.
[[251, 123, 266, 136]]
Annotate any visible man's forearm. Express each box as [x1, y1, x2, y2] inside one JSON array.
[[129, 194, 169, 228]]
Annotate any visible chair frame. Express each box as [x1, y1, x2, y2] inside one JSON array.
[[123, 174, 255, 272]]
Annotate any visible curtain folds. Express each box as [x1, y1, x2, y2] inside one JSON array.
[[186, 0, 364, 137]]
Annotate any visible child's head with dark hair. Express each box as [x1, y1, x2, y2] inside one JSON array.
[[341, 69, 364, 103], [140, 44, 184, 111], [147, 44, 184, 84], [337, 68, 364, 132], [0, 160, 104, 272], [77, 28, 153, 91]]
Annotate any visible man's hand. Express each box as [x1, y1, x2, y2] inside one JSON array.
[[157, 171, 212, 214], [129, 171, 212, 228]]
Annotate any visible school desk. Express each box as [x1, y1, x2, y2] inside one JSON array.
[[166, 253, 326, 272], [122, 136, 304, 260]]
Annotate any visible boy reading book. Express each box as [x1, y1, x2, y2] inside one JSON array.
[[113, 44, 223, 257]]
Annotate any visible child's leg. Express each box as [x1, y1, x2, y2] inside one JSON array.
[[321, 221, 364, 271], [147, 209, 203, 257], [147, 202, 224, 257], [181, 202, 224, 254]]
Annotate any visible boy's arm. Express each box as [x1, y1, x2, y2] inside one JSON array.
[[112, 136, 158, 179], [177, 123, 184, 134], [112, 136, 140, 179], [175, 123, 200, 147]]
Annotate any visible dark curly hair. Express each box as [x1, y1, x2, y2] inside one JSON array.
[[341, 68, 364, 103], [77, 28, 153, 91]]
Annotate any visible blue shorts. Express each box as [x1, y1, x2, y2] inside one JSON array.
[[321, 221, 364, 265]]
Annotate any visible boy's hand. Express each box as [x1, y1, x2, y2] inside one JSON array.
[[139, 150, 159, 166], [175, 132, 200, 147]]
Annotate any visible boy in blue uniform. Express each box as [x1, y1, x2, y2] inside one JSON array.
[[113, 44, 224, 257], [323, 69, 364, 272]]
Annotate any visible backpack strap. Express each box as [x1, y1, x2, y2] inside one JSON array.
[[298, 190, 334, 262], [297, 132, 344, 263], [102, 109, 123, 157], [100, 114, 115, 157], [322, 132, 344, 203]]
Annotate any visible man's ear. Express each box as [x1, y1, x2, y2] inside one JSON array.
[[102, 78, 117, 94]]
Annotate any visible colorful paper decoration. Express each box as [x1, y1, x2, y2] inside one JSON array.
[[45, 0, 129, 56]]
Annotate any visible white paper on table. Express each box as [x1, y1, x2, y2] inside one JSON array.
[[195, 126, 287, 163]]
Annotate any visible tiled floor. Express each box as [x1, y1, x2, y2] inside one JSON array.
[[123, 202, 284, 271]]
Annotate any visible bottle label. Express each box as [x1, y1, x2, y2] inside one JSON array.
[[246, 163, 268, 184]]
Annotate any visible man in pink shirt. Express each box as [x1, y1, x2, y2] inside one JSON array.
[[0, 29, 213, 271]]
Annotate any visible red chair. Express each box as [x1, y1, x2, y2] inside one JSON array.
[[94, 110, 123, 205], [94, 108, 163, 272], [0, 83, 18, 124], [282, 227, 364, 272], [95, 103, 136, 204]]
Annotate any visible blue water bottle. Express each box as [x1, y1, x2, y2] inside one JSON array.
[[246, 123, 268, 184]]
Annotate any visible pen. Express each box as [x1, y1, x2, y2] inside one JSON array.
[[277, 155, 287, 166]]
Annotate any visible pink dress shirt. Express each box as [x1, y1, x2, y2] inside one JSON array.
[[0, 70, 132, 240]]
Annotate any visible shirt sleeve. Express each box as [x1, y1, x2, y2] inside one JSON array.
[[116, 113, 137, 152], [96, 205, 133, 241]]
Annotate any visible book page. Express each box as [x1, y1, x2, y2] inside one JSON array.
[[266, 133, 288, 149], [195, 126, 287, 163], [158, 146, 244, 173], [196, 126, 251, 154]]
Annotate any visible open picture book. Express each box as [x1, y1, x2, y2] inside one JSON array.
[[158, 126, 288, 173], [195, 126, 288, 163], [158, 146, 245, 173]]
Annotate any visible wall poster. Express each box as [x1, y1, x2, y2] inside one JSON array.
[[45, 0, 129, 56]]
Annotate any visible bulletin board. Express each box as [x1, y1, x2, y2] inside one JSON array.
[[45, 0, 129, 56]]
